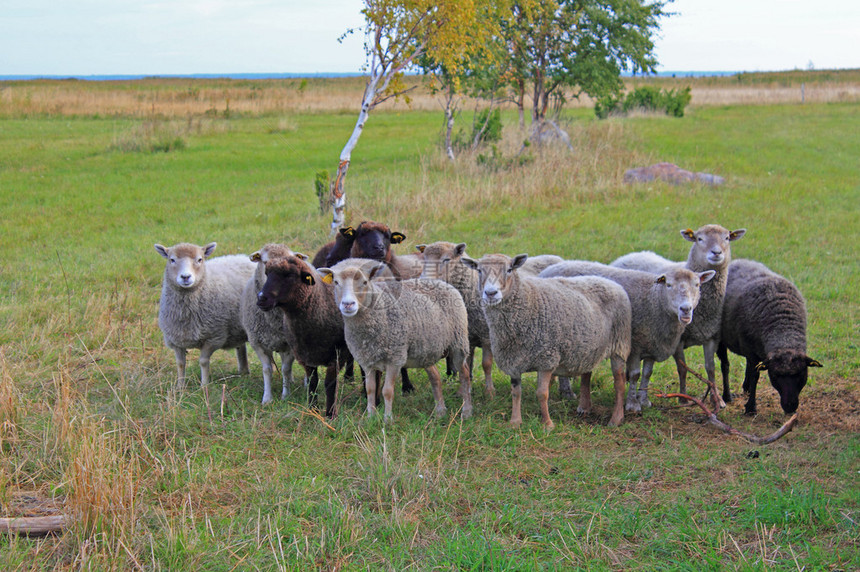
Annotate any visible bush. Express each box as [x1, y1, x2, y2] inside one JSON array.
[[595, 86, 692, 119], [451, 108, 503, 152]]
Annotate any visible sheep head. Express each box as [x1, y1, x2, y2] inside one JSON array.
[[257, 255, 317, 312], [319, 260, 395, 317], [155, 242, 217, 290], [655, 267, 716, 324], [418, 241, 467, 281], [680, 224, 746, 267], [756, 352, 822, 414], [462, 253, 528, 306], [350, 221, 406, 261]]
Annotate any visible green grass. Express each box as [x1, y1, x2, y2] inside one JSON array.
[[0, 88, 858, 570]]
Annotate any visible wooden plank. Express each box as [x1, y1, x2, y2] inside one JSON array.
[[0, 515, 66, 535]]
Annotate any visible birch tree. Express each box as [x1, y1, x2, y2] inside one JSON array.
[[328, 0, 485, 233]]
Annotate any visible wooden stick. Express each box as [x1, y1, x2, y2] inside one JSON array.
[[675, 358, 722, 412], [0, 515, 66, 536], [655, 391, 799, 444]]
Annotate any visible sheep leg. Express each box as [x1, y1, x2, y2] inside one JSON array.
[[458, 360, 474, 419], [625, 357, 642, 413], [481, 347, 495, 398], [742, 358, 760, 416], [198, 344, 217, 387], [323, 363, 338, 419], [673, 346, 690, 404], [382, 368, 398, 422], [250, 343, 275, 404], [401, 368, 414, 394], [509, 376, 523, 427], [702, 339, 725, 410], [445, 355, 456, 378], [343, 354, 355, 384], [364, 369, 380, 417], [236, 344, 249, 375], [608, 357, 627, 427], [577, 373, 592, 415], [638, 360, 654, 408], [425, 365, 447, 419], [173, 347, 188, 389], [536, 370, 554, 430], [279, 351, 293, 399], [558, 377, 574, 400], [717, 342, 731, 403]]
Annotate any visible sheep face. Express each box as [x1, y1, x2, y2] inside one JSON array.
[[319, 263, 391, 317], [250, 243, 295, 264], [351, 221, 406, 261], [256, 256, 316, 313], [418, 242, 467, 282], [658, 268, 716, 324], [681, 225, 746, 267], [757, 351, 822, 413], [462, 254, 528, 306], [155, 242, 217, 290]]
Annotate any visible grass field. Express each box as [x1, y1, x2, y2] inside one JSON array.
[[0, 75, 858, 570]]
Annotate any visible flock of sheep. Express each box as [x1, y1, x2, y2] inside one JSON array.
[[154, 222, 822, 427]]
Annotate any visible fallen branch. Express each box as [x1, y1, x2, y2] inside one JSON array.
[[0, 515, 66, 536], [655, 391, 799, 444], [675, 358, 723, 412]]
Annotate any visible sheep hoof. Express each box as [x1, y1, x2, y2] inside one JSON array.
[[542, 420, 555, 431], [509, 418, 522, 428], [433, 406, 447, 419], [576, 406, 590, 416], [261, 395, 273, 405], [625, 401, 641, 413], [607, 416, 623, 427], [461, 405, 473, 420]]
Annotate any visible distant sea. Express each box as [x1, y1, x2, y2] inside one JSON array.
[[0, 71, 742, 81]]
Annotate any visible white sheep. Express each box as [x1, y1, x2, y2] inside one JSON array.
[[610, 224, 745, 405], [240, 243, 300, 404], [462, 254, 632, 428], [318, 260, 473, 422], [539, 260, 715, 412], [155, 242, 255, 389]]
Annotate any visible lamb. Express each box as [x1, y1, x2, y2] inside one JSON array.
[[417, 241, 496, 396], [610, 224, 746, 404], [717, 258, 822, 414], [311, 226, 356, 269], [462, 254, 632, 428], [154, 242, 255, 389], [256, 254, 350, 418], [240, 243, 301, 404], [318, 260, 473, 422], [539, 260, 715, 412]]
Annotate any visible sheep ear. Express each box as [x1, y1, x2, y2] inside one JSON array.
[[340, 226, 355, 239], [461, 257, 478, 271], [155, 244, 169, 259], [454, 243, 467, 257], [415, 244, 426, 253], [806, 358, 823, 368], [680, 229, 696, 242], [390, 232, 406, 244], [368, 263, 388, 281], [301, 271, 316, 286], [317, 268, 334, 285], [510, 254, 529, 271], [755, 361, 769, 372], [294, 252, 309, 261], [250, 251, 262, 263], [203, 242, 217, 258], [655, 275, 667, 285], [699, 270, 716, 284], [729, 229, 746, 241]]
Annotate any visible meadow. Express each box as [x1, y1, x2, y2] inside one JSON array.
[[0, 73, 858, 570]]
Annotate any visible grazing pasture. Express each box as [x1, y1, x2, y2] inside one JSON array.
[[0, 75, 857, 569]]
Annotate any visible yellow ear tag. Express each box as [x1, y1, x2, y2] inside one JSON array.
[[755, 361, 768, 372], [303, 274, 315, 285], [808, 359, 823, 368], [320, 273, 334, 285], [250, 252, 262, 262]]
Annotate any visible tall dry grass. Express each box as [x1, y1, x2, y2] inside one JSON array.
[[3, 70, 859, 118]]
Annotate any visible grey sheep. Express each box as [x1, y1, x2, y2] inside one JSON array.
[[610, 224, 746, 405], [539, 260, 715, 412], [517, 254, 564, 276], [717, 259, 822, 414], [318, 260, 473, 422], [155, 242, 255, 389], [240, 243, 300, 404], [417, 241, 496, 397], [462, 254, 632, 428]]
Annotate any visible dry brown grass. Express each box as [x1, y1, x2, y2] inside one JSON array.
[[3, 70, 859, 118]]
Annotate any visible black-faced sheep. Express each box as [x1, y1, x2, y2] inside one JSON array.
[[240, 243, 300, 404], [417, 241, 496, 396], [717, 258, 822, 415], [539, 261, 715, 412], [256, 255, 350, 418], [462, 254, 632, 428], [611, 224, 746, 404], [155, 242, 255, 389], [311, 226, 356, 269], [318, 260, 473, 422]]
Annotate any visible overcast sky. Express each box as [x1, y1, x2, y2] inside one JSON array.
[[2, 0, 858, 76]]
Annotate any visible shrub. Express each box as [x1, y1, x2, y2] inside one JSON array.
[[595, 86, 692, 118]]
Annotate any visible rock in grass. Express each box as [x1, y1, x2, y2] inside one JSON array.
[[624, 162, 725, 186]]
